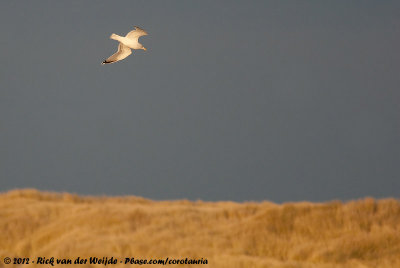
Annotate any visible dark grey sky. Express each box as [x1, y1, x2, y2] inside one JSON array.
[[1, 1, 399, 202]]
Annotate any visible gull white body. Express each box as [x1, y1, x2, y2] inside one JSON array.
[[102, 26, 148, 64], [110, 34, 145, 50]]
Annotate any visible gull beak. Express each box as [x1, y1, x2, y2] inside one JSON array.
[[143, 47, 147, 51]]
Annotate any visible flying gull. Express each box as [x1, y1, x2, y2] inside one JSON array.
[[102, 26, 148, 65]]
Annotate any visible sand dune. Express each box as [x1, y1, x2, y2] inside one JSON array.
[[1, 189, 399, 268]]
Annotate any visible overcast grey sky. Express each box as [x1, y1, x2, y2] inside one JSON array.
[[1, 1, 399, 202]]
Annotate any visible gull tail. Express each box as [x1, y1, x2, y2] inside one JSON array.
[[110, 33, 120, 41]]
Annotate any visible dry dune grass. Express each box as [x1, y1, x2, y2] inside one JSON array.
[[1, 189, 400, 268]]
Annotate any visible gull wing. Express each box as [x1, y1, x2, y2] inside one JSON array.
[[102, 43, 132, 64], [125, 26, 148, 42]]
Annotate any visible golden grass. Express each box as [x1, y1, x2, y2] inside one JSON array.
[[1, 189, 399, 267]]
